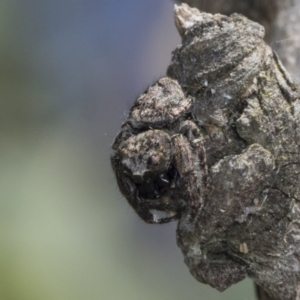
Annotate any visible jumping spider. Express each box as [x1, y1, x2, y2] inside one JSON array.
[[111, 77, 207, 224]]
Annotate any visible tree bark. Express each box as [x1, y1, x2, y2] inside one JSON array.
[[172, 3, 300, 299], [255, 284, 279, 300], [272, 0, 300, 79], [112, 3, 300, 300], [173, 3, 300, 299], [175, 0, 278, 41], [176, 0, 300, 79]]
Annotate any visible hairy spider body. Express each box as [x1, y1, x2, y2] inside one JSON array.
[[111, 76, 204, 224]]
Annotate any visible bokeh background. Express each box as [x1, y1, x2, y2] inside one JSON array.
[[0, 1, 255, 299]]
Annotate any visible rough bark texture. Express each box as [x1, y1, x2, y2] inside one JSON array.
[[256, 283, 279, 300], [175, 0, 278, 41], [175, 2, 300, 299], [272, 0, 300, 79], [177, 0, 300, 79], [111, 3, 300, 300]]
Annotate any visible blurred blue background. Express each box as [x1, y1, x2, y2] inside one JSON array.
[[0, 1, 255, 299]]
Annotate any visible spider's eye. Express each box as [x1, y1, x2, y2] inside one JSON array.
[[136, 172, 170, 199], [137, 182, 160, 199]]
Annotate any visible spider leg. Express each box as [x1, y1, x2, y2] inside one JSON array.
[[179, 120, 208, 188], [171, 134, 202, 219]]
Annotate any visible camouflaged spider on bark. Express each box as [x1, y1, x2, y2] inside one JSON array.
[[111, 77, 205, 224], [111, 3, 300, 300]]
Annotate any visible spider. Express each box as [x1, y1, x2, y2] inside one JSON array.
[[111, 77, 207, 224]]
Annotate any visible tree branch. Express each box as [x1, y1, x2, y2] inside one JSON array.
[[176, 0, 300, 79], [175, 0, 278, 41], [112, 3, 300, 300]]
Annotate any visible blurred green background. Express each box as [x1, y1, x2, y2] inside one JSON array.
[[0, 1, 255, 299]]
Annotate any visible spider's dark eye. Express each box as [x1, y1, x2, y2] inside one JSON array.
[[158, 173, 170, 188], [136, 173, 170, 199], [137, 183, 160, 199]]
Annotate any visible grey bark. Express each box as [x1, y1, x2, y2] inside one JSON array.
[[175, 2, 300, 299], [112, 3, 300, 300], [272, 1, 300, 79], [171, 5, 300, 300], [175, 0, 278, 41], [177, 0, 300, 79]]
